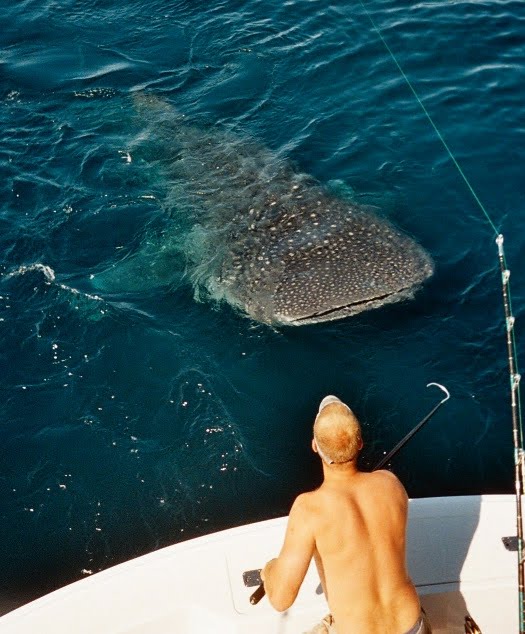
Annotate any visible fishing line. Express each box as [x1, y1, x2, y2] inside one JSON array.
[[357, 1, 524, 629], [358, 0, 497, 234]]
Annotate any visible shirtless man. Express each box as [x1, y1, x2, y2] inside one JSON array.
[[260, 396, 431, 634]]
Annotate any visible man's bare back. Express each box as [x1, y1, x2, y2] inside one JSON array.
[[309, 469, 420, 632], [261, 397, 427, 634]]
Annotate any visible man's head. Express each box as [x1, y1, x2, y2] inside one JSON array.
[[313, 395, 363, 465]]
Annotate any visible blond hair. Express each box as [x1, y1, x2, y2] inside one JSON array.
[[313, 402, 362, 464]]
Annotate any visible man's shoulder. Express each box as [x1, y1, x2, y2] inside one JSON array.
[[369, 469, 408, 497], [292, 490, 317, 508], [372, 468, 402, 482], [289, 490, 321, 518]]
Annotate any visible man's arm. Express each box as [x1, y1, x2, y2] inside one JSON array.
[[261, 493, 315, 612]]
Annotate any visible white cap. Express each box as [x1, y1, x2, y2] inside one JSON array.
[[318, 395, 346, 414]]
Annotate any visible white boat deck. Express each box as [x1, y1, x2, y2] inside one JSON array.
[[0, 495, 518, 633]]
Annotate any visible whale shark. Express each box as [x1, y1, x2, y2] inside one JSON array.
[[94, 95, 433, 326]]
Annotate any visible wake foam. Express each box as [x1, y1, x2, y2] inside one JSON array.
[[4, 263, 56, 282], [4, 264, 103, 301]]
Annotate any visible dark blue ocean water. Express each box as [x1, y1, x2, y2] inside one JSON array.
[[1, 0, 524, 611]]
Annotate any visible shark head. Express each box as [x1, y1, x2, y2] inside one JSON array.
[[214, 189, 433, 326]]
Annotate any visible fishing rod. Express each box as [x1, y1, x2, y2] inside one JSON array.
[[248, 382, 450, 606], [497, 234, 525, 633]]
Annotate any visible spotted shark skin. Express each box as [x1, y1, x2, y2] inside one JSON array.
[[123, 95, 434, 326], [213, 180, 434, 325]]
